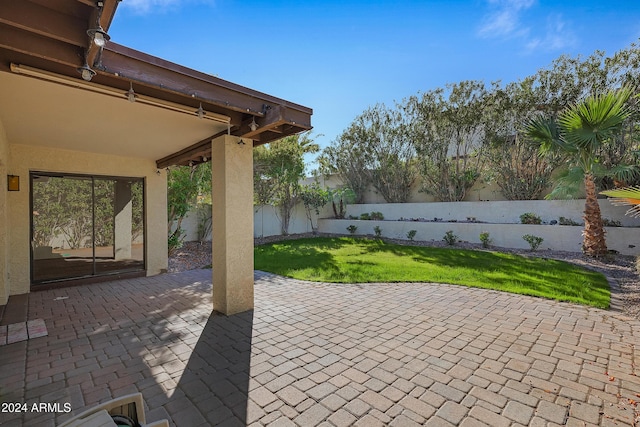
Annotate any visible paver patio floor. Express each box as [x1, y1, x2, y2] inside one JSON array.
[[1, 269, 639, 426]]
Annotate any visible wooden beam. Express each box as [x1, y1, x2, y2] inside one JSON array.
[[236, 104, 312, 141], [100, 0, 120, 32], [253, 123, 313, 146], [76, 0, 97, 7], [156, 129, 231, 168], [236, 105, 289, 138], [100, 43, 313, 118], [0, 25, 84, 67], [0, 0, 87, 47]]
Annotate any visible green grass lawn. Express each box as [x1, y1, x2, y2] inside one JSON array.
[[254, 237, 610, 308]]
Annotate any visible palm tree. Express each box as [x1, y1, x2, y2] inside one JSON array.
[[525, 88, 633, 257]]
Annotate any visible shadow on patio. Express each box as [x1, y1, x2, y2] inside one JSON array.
[[0, 269, 252, 427], [170, 310, 253, 426]]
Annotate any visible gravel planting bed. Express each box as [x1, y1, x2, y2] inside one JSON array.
[[169, 233, 640, 320]]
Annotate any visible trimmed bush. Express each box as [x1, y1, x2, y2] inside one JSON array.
[[523, 234, 544, 251], [520, 212, 542, 225], [443, 230, 458, 245], [479, 231, 492, 248]]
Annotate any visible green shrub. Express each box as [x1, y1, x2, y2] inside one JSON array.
[[523, 234, 544, 251], [370, 211, 385, 220], [407, 230, 417, 241], [520, 212, 542, 224], [347, 225, 358, 234], [559, 216, 581, 226], [168, 228, 185, 256], [443, 230, 457, 245], [602, 218, 622, 227], [374, 226, 382, 237], [479, 231, 492, 248], [360, 212, 371, 220]]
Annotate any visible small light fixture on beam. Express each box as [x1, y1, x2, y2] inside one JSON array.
[[189, 161, 194, 167], [126, 82, 136, 103], [196, 103, 205, 119], [87, 1, 110, 47], [249, 117, 258, 132], [7, 175, 19, 191], [202, 156, 207, 162], [77, 62, 96, 81], [237, 139, 246, 145], [87, 25, 110, 47]]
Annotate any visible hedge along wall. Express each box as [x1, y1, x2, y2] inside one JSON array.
[[310, 174, 520, 204], [318, 200, 640, 256]]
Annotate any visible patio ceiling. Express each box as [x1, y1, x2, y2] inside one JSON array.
[[0, 0, 313, 167]]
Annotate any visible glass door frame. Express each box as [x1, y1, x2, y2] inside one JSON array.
[[29, 171, 147, 285]]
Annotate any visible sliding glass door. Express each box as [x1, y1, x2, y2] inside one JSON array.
[[31, 173, 145, 284]]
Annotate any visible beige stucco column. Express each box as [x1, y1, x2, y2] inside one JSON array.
[[211, 135, 254, 315], [114, 180, 132, 260]]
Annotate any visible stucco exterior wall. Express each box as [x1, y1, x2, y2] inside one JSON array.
[[204, 195, 640, 255], [253, 203, 335, 237], [181, 188, 638, 245], [7, 144, 168, 296], [0, 117, 8, 305]]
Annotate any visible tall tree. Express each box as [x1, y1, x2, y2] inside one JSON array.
[[167, 162, 211, 253], [526, 88, 635, 257], [253, 132, 319, 235], [320, 104, 416, 203], [299, 181, 330, 234], [319, 137, 370, 204], [484, 79, 562, 200], [529, 45, 640, 190], [354, 104, 416, 203], [406, 80, 489, 201]]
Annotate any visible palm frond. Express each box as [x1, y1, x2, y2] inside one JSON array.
[[524, 115, 574, 155], [545, 166, 584, 200], [601, 186, 640, 217], [560, 88, 632, 151], [609, 164, 640, 183]]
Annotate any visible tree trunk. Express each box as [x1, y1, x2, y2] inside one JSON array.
[[582, 173, 607, 257]]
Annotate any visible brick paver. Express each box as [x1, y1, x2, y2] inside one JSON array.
[[0, 269, 639, 426]]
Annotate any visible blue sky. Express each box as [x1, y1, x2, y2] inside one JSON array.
[[110, 0, 640, 164]]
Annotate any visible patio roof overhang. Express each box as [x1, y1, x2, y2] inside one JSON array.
[[0, 0, 312, 167]]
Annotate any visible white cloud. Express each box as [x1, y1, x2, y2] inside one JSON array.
[[477, 0, 536, 39], [525, 14, 576, 53], [478, 1, 576, 53], [121, 0, 214, 15]]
